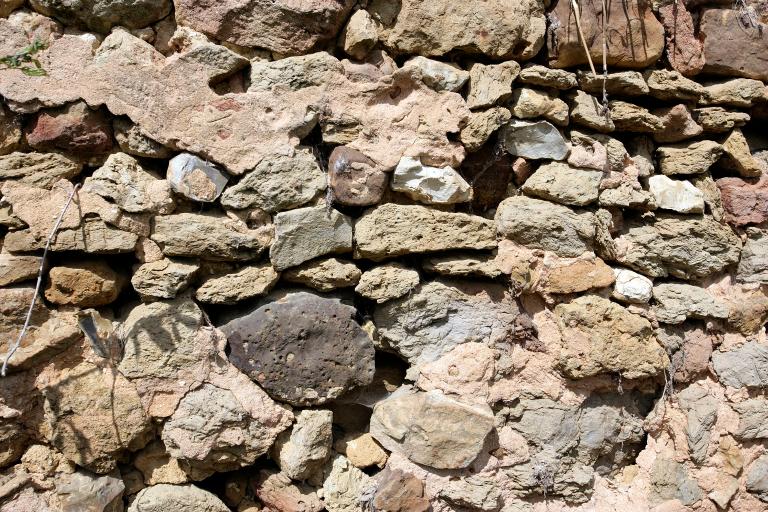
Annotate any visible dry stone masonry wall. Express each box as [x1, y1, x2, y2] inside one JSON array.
[[0, 0, 766, 511]]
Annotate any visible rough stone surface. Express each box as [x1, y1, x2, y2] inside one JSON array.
[[700, 8, 768, 80], [702, 78, 767, 107], [167, 153, 228, 203], [113, 118, 173, 159], [657, 140, 724, 175], [746, 454, 768, 502], [24, 101, 112, 157], [510, 87, 569, 126], [173, 0, 355, 54], [0, 254, 41, 286], [733, 398, 768, 440], [548, 0, 665, 68], [652, 283, 729, 324], [256, 470, 324, 512], [658, 1, 705, 76], [645, 69, 705, 101], [496, 196, 595, 257], [571, 90, 614, 133], [355, 263, 420, 304], [721, 128, 764, 178], [608, 101, 662, 133], [374, 0, 545, 60], [717, 177, 768, 226], [648, 175, 705, 214], [221, 148, 325, 212], [374, 279, 525, 365], [272, 409, 332, 481], [521, 161, 602, 206], [555, 295, 668, 379], [283, 257, 361, 292], [391, 157, 471, 204], [354, 204, 496, 261], [152, 213, 269, 261], [44, 260, 123, 307], [29, 0, 170, 32], [694, 107, 751, 133], [500, 119, 569, 160], [370, 388, 494, 469], [321, 455, 375, 512], [270, 205, 352, 270], [737, 229, 768, 283], [403, 57, 469, 93], [221, 292, 375, 405], [519, 65, 577, 90], [131, 258, 199, 299], [128, 484, 230, 512], [652, 104, 703, 143], [459, 107, 511, 152], [0, 152, 81, 188], [578, 70, 648, 96], [712, 342, 768, 388], [614, 214, 742, 278], [612, 268, 653, 304], [195, 263, 279, 304], [327, 146, 387, 207], [341, 9, 377, 60], [466, 61, 520, 109]]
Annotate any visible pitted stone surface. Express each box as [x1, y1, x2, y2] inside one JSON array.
[[221, 292, 375, 406]]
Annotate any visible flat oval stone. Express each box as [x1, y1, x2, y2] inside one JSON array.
[[221, 291, 375, 406]]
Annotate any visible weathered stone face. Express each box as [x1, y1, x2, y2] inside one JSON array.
[[30, 0, 171, 32], [700, 8, 768, 80], [221, 292, 375, 406]]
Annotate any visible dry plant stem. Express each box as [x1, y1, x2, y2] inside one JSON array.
[[571, 0, 597, 76], [1, 183, 81, 377], [601, 0, 608, 101]]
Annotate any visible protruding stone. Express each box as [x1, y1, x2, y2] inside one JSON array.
[[255, 470, 324, 512], [152, 213, 269, 261], [270, 205, 353, 271], [701, 78, 767, 107], [521, 161, 602, 206], [518, 65, 577, 90], [0, 151, 81, 188], [272, 409, 333, 481], [371, 469, 430, 512], [334, 432, 388, 469], [221, 291, 375, 406], [24, 101, 112, 157], [720, 128, 764, 178], [652, 104, 703, 143], [321, 454, 376, 512], [577, 70, 649, 96], [645, 69, 705, 101], [340, 9, 377, 60], [657, 140, 723, 175], [608, 101, 662, 132], [44, 260, 124, 307], [167, 153, 228, 203], [195, 263, 279, 304], [29, 0, 170, 32], [114, 118, 173, 159], [712, 342, 768, 388], [555, 295, 668, 379], [391, 157, 471, 204], [648, 175, 705, 214], [354, 204, 496, 261], [694, 108, 750, 134], [658, 1, 704, 76], [283, 258, 361, 292], [0, 254, 40, 286], [570, 91, 614, 133], [355, 263, 420, 304], [737, 229, 768, 284], [370, 388, 494, 469], [500, 119, 569, 160], [612, 268, 653, 303], [459, 107, 511, 152], [221, 148, 325, 211], [422, 253, 502, 279], [510, 88, 569, 126], [652, 283, 729, 324], [327, 146, 387, 207], [403, 56, 469, 92], [128, 484, 230, 512], [466, 61, 520, 109], [173, 0, 355, 55], [496, 196, 595, 257], [548, 0, 664, 69], [131, 258, 200, 299], [700, 8, 768, 80]]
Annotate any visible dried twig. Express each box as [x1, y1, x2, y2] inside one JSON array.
[[1, 184, 81, 377], [571, 0, 597, 76]]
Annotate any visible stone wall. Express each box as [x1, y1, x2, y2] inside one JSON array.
[[0, 0, 767, 511]]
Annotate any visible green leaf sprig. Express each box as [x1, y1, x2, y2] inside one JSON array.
[[0, 38, 48, 76]]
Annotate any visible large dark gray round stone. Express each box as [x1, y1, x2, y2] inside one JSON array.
[[221, 292, 375, 406]]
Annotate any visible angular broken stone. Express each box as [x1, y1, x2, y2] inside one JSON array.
[[694, 107, 751, 134], [222, 291, 375, 406], [374, 279, 524, 365], [30, 0, 170, 32], [648, 175, 705, 214], [548, 0, 664, 69], [327, 146, 387, 207], [718, 177, 768, 227], [372, 468, 430, 512], [375, 0, 545, 60], [657, 140, 723, 175], [24, 101, 113, 157], [270, 205, 353, 271], [341, 9, 377, 59], [521, 161, 602, 206], [355, 263, 420, 304], [402, 56, 469, 92], [466, 61, 520, 109], [221, 148, 326, 212], [5, 217, 139, 254], [737, 229, 768, 284], [733, 398, 768, 440], [614, 214, 741, 279], [652, 104, 703, 143], [645, 70, 705, 102], [131, 258, 200, 299], [0, 102, 21, 154], [321, 454, 376, 512], [283, 257, 361, 292], [391, 157, 471, 204], [608, 101, 664, 133], [84, 152, 174, 214], [612, 268, 653, 304], [459, 107, 511, 152], [712, 342, 768, 388], [658, 1, 704, 76], [422, 253, 502, 279], [174, 0, 355, 55], [496, 196, 595, 257], [510, 87, 569, 126], [518, 64, 577, 90], [570, 90, 614, 133], [255, 470, 324, 512], [652, 283, 729, 324], [0, 254, 40, 286], [746, 454, 768, 501], [272, 409, 333, 481], [152, 213, 269, 261], [720, 128, 764, 178], [577, 70, 649, 96], [0, 151, 81, 188], [354, 204, 496, 261], [194, 263, 279, 304], [370, 388, 494, 469], [700, 8, 768, 81], [500, 119, 569, 160], [701, 78, 767, 108], [555, 295, 668, 379], [167, 153, 228, 203], [113, 117, 173, 159]]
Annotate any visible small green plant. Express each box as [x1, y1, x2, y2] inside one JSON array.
[[0, 38, 48, 77]]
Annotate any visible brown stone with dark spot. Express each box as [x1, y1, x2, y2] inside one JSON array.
[[700, 8, 768, 80], [221, 291, 375, 406], [25, 101, 112, 156], [372, 469, 431, 512], [548, 0, 665, 69], [328, 146, 388, 207], [717, 176, 768, 226]]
